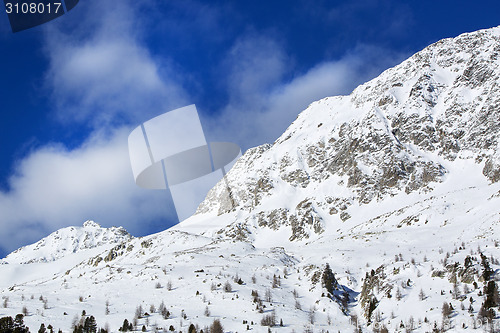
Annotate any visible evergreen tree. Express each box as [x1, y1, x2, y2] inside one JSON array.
[[480, 253, 493, 281], [483, 280, 499, 309], [13, 314, 28, 333], [38, 323, 46, 333], [0, 316, 14, 332], [321, 263, 338, 295], [367, 297, 378, 322], [83, 316, 97, 333], [120, 319, 130, 332]]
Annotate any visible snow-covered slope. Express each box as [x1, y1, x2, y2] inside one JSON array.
[[4, 220, 132, 264], [196, 25, 500, 241], [0, 27, 499, 333]]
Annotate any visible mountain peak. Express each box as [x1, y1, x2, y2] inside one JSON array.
[[82, 220, 101, 228], [0, 27, 499, 333], [195, 26, 500, 241], [4, 221, 132, 264]]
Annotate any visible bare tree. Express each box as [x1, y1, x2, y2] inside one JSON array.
[[396, 287, 403, 300], [419, 289, 426, 301], [452, 282, 460, 299], [223, 281, 232, 293], [463, 284, 470, 294], [210, 319, 223, 333], [272, 275, 281, 288], [265, 288, 272, 302], [135, 304, 143, 319], [442, 302, 452, 318], [261, 310, 276, 327], [308, 306, 316, 324]]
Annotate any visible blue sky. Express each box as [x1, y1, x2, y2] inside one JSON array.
[[0, 0, 499, 258]]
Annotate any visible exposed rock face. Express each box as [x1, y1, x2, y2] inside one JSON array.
[[196, 27, 500, 241]]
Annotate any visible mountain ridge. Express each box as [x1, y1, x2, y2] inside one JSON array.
[[4, 220, 131, 264], [194, 25, 500, 242], [0, 26, 499, 333]]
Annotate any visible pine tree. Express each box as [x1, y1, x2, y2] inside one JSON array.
[[188, 323, 197, 333], [38, 323, 47, 333], [483, 280, 499, 309], [83, 316, 97, 333], [14, 314, 29, 333], [322, 263, 338, 295], [0, 316, 14, 332], [480, 253, 493, 281], [120, 319, 131, 332], [367, 297, 378, 322]]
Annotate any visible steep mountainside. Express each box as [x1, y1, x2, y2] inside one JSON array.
[[197, 26, 500, 241], [0, 27, 499, 333]]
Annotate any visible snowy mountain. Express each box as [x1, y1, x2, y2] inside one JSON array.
[[4, 221, 131, 264], [197, 25, 500, 241], [1, 27, 500, 333]]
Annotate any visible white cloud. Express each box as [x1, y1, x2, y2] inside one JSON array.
[[225, 36, 289, 104], [43, 0, 188, 127], [0, 128, 175, 253], [207, 40, 406, 149], [0, 0, 185, 255], [0, 1, 407, 255]]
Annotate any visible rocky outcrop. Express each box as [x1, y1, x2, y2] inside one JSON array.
[[196, 26, 500, 240]]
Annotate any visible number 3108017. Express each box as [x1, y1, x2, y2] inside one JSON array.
[[5, 2, 62, 14]]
